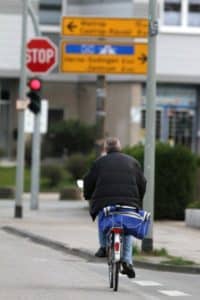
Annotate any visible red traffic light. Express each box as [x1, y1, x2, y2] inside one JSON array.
[[28, 78, 41, 91]]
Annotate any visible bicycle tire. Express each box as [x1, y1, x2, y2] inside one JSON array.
[[109, 262, 113, 288], [107, 242, 113, 288], [113, 261, 120, 291]]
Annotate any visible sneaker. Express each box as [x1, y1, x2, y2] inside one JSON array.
[[121, 262, 136, 278], [95, 247, 107, 258]]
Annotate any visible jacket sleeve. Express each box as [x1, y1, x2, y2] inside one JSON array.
[[83, 162, 98, 200], [135, 163, 147, 203]]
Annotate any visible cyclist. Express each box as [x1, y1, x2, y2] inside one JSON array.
[[83, 137, 146, 278]]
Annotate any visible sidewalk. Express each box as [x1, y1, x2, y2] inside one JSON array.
[[0, 195, 200, 271]]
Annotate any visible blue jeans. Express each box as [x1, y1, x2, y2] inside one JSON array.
[[98, 213, 134, 265]]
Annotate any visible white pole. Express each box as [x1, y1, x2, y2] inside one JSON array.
[[28, 2, 42, 210], [30, 112, 41, 210], [15, 0, 29, 218], [62, 0, 68, 16], [142, 0, 158, 252]]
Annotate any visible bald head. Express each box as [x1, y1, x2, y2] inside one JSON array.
[[104, 137, 121, 153]]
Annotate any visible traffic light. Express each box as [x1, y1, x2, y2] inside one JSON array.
[[27, 78, 42, 114]]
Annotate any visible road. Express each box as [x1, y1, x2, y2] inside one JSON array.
[[0, 230, 199, 300]]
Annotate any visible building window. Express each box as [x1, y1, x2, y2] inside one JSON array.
[[141, 109, 162, 140], [163, 0, 200, 28], [39, 0, 62, 25], [188, 0, 200, 26], [1, 89, 10, 101], [164, 0, 182, 26], [168, 110, 194, 148]]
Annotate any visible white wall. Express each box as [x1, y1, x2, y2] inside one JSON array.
[[0, 0, 38, 76], [66, 0, 134, 17], [157, 33, 200, 83]]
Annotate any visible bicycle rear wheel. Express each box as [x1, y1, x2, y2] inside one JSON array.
[[113, 261, 120, 291], [108, 262, 113, 288], [107, 243, 113, 288]]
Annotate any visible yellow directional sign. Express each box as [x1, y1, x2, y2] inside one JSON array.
[[62, 17, 148, 38], [60, 41, 148, 75]]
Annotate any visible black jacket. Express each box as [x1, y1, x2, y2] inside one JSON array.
[[83, 150, 146, 220]]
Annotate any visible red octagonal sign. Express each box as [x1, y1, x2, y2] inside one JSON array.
[[26, 37, 58, 74]]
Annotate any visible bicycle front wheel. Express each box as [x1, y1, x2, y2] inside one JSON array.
[[113, 262, 120, 292]]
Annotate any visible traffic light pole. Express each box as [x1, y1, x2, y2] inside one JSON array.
[[27, 6, 42, 211], [15, 0, 28, 218], [30, 113, 41, 210], [142, 0, 158, 252]]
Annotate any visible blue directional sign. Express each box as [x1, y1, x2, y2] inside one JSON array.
[[65, 44, 134, 55]]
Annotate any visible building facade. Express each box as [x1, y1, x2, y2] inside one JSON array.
[[0, 0, 38, 157], [1, 0, 200, 157]]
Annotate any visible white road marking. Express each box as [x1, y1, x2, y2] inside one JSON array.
[[134, 280, 163, 286], [159, 290, 190, 297]]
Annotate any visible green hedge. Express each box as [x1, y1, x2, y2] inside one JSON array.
[[0, 187, 15, 199], [42, 119, 95, 157], [41, 164, 65, 187], [65, 151, 96, 181], [0, 148, 5, 158], [66, 153, 88, 180], [59, 187, 82, 200], [187, 200, 200, 209], [123, 143, 197, 220]]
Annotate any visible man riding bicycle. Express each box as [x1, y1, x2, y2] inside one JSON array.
[[83, 137, 146, 278]]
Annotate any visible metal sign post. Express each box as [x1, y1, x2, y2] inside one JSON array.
[[142, 0, 158, 252], [30, 113, 41, 210], [15, 0, 28, 218], [26, 37, 57, 211], [27, 100, 48, 210], [96, 75, 106, 156]]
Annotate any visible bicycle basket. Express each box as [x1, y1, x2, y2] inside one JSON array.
[[99, 207, 151, 240], [122, 210, 151, 239]]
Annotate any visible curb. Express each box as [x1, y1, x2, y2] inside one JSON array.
[[2, 226, 200, 274], [134, 259, 200, 274], [2, 226, 97, 262]]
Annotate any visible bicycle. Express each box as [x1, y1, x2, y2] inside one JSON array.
[[107, 225, 123, 292], [102, 205, 151, 292]]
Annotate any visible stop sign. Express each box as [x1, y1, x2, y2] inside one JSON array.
[[26, 37, 58, 74]]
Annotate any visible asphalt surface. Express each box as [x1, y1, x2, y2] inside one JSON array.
[[0, 230, 200, 300], [0, 196, 200, 274]]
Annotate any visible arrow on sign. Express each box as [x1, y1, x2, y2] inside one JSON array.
[[138, 53, 148, 64], [67, 21, 77, 32]]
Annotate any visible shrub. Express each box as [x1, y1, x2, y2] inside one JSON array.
[[197, 156, 200, 167], [123, 143, 144, 168], [123, 143, 197, 220], [41, 164, 64, 187], [66, 153, 88, 180], [0, 148, 5, 158], [59, 187, 82, 200], [43, 119, 96, 157], [187, 201, 200, 209], [0, 187, 15, 199], [155, 143, 196, 219], [85, 151, 96, 170]]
